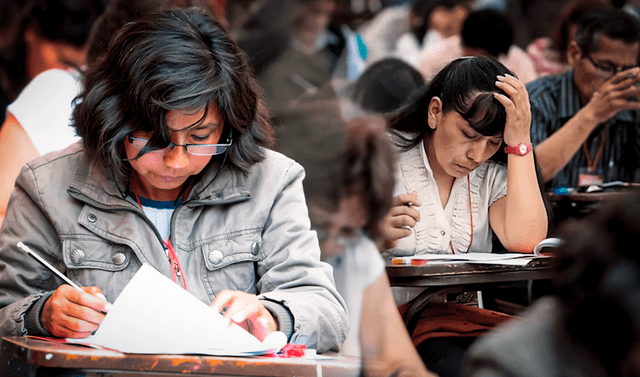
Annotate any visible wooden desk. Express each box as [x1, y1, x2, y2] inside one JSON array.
[[0, 336, 361, 377], [386, 258, 553, 334], [386, 257, 553, 288]]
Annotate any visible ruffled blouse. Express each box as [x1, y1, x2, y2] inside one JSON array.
[[390, 142, 508, 256]]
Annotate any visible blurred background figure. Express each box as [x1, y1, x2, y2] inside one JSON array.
[[466, 188, 640, 377], [276, 99, 434, 376], [526, 0, 614, 78], [0, 0, 105, 227], [0, 0, 104, 110], [258, 0, 345, 112], [417, 7, 537, 83], [350, 57, 425, 116]]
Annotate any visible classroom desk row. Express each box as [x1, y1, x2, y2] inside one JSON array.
[[1, 257, 553, 376]]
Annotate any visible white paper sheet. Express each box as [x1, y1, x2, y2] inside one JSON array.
[[66, 264, 287, 356], [391, 252, 550, 266]]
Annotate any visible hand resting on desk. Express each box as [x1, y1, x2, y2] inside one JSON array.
[[210, 289, 277, 342], [42, 285, 111, 338]]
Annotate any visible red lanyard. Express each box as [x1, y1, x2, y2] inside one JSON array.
[[450, 175, 474, 254], [134, 193, 187, 290], [582, 132, 606, 173]]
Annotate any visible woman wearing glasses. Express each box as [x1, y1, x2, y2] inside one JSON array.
[[0, 8, 348, 353]]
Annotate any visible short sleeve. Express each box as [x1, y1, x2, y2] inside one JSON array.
[[487, 162, 508, 207], [7, 69, 81, 155]]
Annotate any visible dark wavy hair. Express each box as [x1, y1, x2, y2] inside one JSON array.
[[389, 55, 513, 164], [574, 8, 640, 59], [553, 189, 640, 377], [73, 7, 274, 189]]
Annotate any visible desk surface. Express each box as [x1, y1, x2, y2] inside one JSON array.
[[386, 257, 552, 287], [0, 336, 361, 377]]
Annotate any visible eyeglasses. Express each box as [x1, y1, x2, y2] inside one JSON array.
[[584, 54, 637, 77], [127, 129, 232, 156]]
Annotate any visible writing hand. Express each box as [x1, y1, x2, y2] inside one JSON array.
[[379, 191, 421, 250], [41, 285, 111, 338], [584, 67, 640, 125], [494, 74, 531, 145], [210, 290, 277, 342]]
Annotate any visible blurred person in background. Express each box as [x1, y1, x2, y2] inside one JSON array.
[[466, 188, 640, 377], [258, 0, 345, 112], [526, 0, 613, 78], [528, 8, 640, 189], [0, 0, 104, 227], [277, 99, 434, 376]]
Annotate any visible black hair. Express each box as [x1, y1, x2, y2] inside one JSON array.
[[389, 55, 513, 164], [85, 0, 210, 66], [549, 0, 612, 64], [554, 189, 640, 377], [352, 57, 425, 115], [0, 0, 104, 99], [73, 7, 274, 188], [574, 8, 640, 59], [461, 9, 514, 58]]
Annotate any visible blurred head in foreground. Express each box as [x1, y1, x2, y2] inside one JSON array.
[[554, 189, 640, 376]]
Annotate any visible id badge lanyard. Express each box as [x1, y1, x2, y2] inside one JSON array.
[[134, 193, 188, 290]]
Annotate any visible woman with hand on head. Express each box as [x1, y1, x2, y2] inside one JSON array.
[[0, 7, 348, 353], [381, 55, 548, 256]]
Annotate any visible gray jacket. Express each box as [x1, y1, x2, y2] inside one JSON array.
[[0, 142, 348, 353]]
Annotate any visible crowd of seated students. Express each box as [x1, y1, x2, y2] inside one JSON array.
[[0, 1, 639, 377]]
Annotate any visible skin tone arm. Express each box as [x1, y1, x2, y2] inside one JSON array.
[[0, 112, 39, 227], [490, 75, 548, 253], [360, 273, 436, 377], [378, 191, 421, 250], [535, 68, 640, 183], [41, 285, 111, 338], [210, 290, 278, 342]]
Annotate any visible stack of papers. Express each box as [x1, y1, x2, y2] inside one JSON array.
[[66, 264, 287, 356], [391, 252, 550, 266]]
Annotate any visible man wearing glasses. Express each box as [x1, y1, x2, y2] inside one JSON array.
[[527, 8, 640, 189]]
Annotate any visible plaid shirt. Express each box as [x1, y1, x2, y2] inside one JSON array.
[[527, 69, 640, 189]]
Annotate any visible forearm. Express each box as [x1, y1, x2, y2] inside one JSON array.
[[498, 153, 548, 252], [535, 107, 600, 182]]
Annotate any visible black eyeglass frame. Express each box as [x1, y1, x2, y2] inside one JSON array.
[[127, 128, 233, 157], [584, 54, 638, 77]]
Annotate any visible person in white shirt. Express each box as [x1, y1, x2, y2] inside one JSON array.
[[380, 56, 547, 255]]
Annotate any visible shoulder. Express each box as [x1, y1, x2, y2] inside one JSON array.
[[23, 142, 84, 181], [11, 69, 79, 107], [244, 148, 304, 186], [466, 297, 561, 376], [526, 72, 564, 100]]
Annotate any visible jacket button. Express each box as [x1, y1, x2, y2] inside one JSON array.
[[87, 214, 97, 223], [69, 249, 86, 264], [112, 251, 126, 265], [251, 242, 260, 256], [208, 250, 223, 265]]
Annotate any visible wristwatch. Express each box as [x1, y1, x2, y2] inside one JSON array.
[[504, 142, 533, 156]]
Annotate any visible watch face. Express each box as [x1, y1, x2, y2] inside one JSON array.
[[519, 144, 528, 155]]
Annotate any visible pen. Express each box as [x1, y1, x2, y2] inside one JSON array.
[[17, 242, 83, 292]]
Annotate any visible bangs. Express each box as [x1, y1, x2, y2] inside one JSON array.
[[454, 92, 506, 137]]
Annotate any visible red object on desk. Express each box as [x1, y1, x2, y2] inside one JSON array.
[[280, 343, 306, 357]]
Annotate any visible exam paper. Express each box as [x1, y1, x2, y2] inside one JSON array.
[[67, 263, 287, 356], [392, 252, 550, 266]]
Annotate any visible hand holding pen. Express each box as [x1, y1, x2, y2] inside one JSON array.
[[18, 242, 111, 338], [379, 191, 421, 250]]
